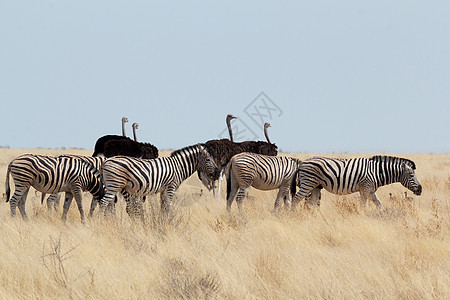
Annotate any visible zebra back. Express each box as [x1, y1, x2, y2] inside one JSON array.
[[370, 155, 416, 170], [58, 154, 105, 172]]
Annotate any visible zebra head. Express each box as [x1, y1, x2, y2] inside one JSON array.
[[84, 163, 105, 201], [197, 144, 220, 182], [400, 162, 422, 196], [197, 171, 215, 191]]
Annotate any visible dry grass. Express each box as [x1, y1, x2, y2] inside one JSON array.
[[0, 149, 449, 299]]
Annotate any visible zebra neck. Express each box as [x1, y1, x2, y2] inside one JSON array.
[[374, 161, 402, 188], [171, 150, 198, 181]]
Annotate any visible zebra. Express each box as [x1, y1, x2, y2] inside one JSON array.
[[226, 152, 317, 212], [5, 154, 104, 222], [42, 155, 106, 216], [41, 154, 106, 216], [98, 144, 220, 218], [290, 155, 422, 209]]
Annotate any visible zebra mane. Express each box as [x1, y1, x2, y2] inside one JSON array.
[[369, 155, 416, 170], [170, 143, 206, 157]]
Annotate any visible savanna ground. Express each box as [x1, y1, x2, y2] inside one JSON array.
[[0, 148, 449, 299]]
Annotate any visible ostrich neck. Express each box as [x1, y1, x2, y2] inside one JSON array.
[[133, 128, 138, 142], [264, 127, 271, 144], [227, 119, 234, 142], [122, 121, 126, 137]]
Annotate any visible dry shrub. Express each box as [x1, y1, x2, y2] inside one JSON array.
[[160, 258, 222, 299], [41, 234, 95, 299], [142, 197, 187, 239], [369, 197, 419, 221], [253, 251, 286, 296], [332, 196, 362, 216]]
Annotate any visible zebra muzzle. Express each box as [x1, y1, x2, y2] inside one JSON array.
[[414, 184, 422, 196]]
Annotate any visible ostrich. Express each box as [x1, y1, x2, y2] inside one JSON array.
[[94, 119, 159, 160], [199, 114, 278, 197], [132, 122, 139, 142], [197, 114, 239, 195], [92, 116, 130, 157]]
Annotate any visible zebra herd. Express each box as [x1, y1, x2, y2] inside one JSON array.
[[4, 118, 422, 222]]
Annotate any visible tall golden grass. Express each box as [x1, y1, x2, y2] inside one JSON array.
[[0, 148, 448, 299]]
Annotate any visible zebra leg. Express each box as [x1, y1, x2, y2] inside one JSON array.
[[9, 187, 27, 218], [124, 194, 133, 217], [306, 188, 322, 207], [88, 196, 97, 218], [72, 187, 86, 223], [283, 195, 291, 211], [89, 193, 115, 217], [47, 193, 62, 213], [17, 189, 30, 221], [160, 191, 167, 211], [62, 193, 74, 222], [274, 186, 290, 212], [161, 187, 176, 213], [46, 194, 53, 212], [369, 192, 382, 207], [359, 189, 370, 206], [226, 173, 239, 213], [108, 194, 117, 215], [54, 192, 61, 211], [99, 190, 118, 216], [235, 187, 249, 212], [126, 196, 144, 221], [290, 186, 312, 211]]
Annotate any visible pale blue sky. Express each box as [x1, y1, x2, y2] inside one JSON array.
[[1, 1, 449, 153]]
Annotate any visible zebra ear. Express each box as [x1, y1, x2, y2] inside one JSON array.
[[401, 162, 407, 169]]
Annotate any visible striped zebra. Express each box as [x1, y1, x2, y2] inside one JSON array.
[[5, 154, 104, 222], [290, 155, 422, 209], [98, 144, 220, 217], [226, 152, 311, 212], [41, 155, 106, 217]]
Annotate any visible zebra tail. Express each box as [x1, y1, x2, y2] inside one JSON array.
[[5, 165, 11, 202], [226, 161, 232, 200], [290, 169, 299, 199], [41, 193, 46, 204]]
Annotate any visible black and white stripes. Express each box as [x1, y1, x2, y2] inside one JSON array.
[[226, 152, 301, 212], [5, 154, 104, 222], [98, 144, 219, 216], [291, 155, 422, 208]]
